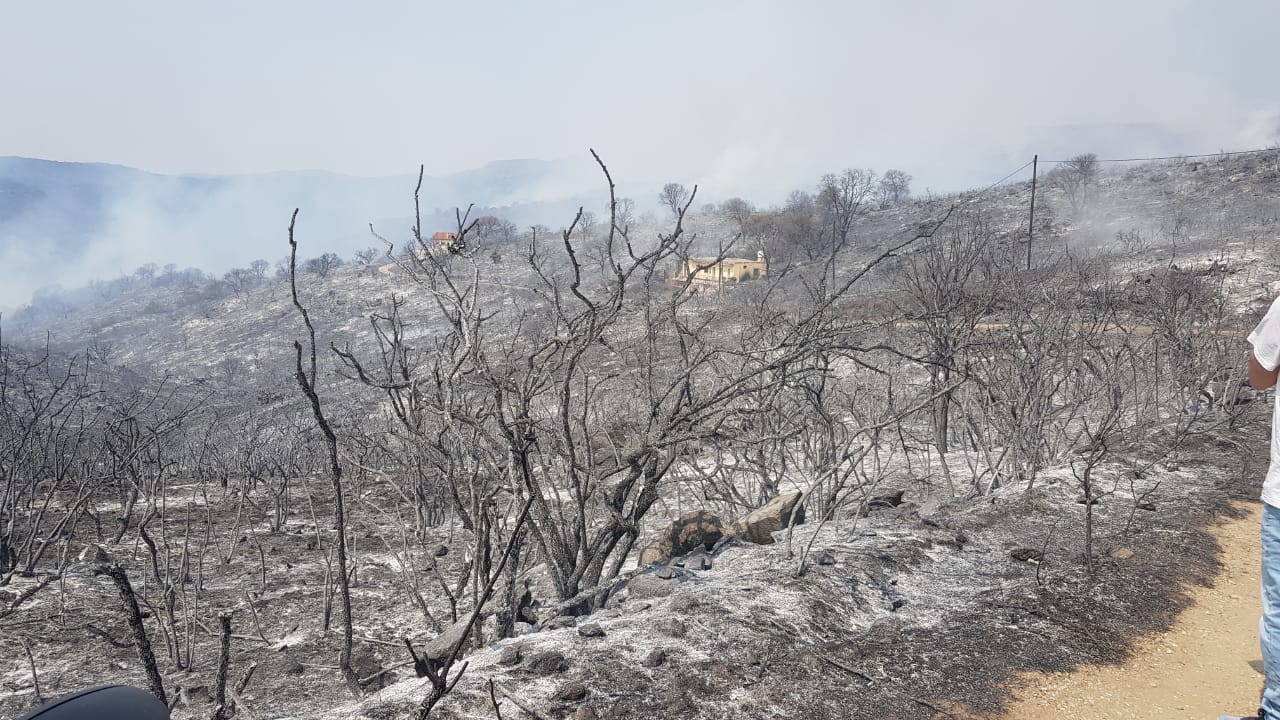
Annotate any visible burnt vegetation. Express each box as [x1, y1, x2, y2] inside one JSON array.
[[1, 149, 1279, 718]]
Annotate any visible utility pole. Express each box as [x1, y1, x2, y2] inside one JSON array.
[[1027, 154, 1038, 271]]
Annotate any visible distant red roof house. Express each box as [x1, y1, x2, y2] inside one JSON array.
[[431, 231, 460, 253]]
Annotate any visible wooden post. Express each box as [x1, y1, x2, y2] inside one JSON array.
[[1027, 155, 1038, 271]]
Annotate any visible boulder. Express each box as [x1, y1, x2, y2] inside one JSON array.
[[546, 615, 577, 630], [422, 619, 472, 661], [656, 618, 686, 638], [641, 648, 666, 667], [673, 549, 713, 571], [497, 643, 524, 666], [669, 594, 701, 612], [867, 490, 906, 510], [352, 650, 390, 689], [727, 492, 805, 545], [1009, 548, 1043, 564], [553, 681, 589, 702], [525, 650, 569, 675], [627, 573, 680, 599], [78, 543, 110, 564], [577, 623, 605, 638], [639, 545, 664, 565], [655, 510, 726, 561]]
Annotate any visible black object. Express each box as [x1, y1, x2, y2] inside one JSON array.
[[16, 684, 169, 720]]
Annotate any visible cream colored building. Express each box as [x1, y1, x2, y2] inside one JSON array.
[[674, 250, 767, 287]]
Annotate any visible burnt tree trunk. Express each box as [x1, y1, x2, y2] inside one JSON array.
[[99, 563, 167, 705]]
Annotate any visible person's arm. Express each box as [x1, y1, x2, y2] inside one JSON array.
[[1250, 350, 1280, 390], [1250, 296, 1280, 390]]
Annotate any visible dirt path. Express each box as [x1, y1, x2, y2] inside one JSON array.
[[982, 502, 1264, 720]]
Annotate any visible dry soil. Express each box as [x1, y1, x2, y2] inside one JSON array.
[[977, 502, 1264, 720]]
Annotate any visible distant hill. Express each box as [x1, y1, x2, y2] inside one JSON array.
[[0, 156, 601, 309]]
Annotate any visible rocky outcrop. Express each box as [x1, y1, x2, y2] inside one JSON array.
[[637, 495, 806, 565], [726, 491, 805, 545]]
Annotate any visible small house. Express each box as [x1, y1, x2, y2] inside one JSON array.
[[431, 231, 460, 253], [674, 250, 767, 288]]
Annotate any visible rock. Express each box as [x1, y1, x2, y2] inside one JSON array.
[[1110, 547, 1135, 561], [675, 549, 713, 571], [546, 615, 577, 630], [432, 544, 449, 557], [628, 572, 680, 598], [423, 619, 472, 661], [654, 510, 726, 561], [604, 590, 628, 609], [518, 604, 539, 625], [497, 643, 524, 666], [657, 618, 686, 638], [867, 490, 906, 509], [816, 550, 837, 566], [577, 623, 605, 638], [572, 706, 599, 720], [1009, 547, 1043, 563], [514, 621, 536, 635], [525, 651, 569, 675], [655, 565, 678, 580], [78, 543, 110, 564], [641, 648, 666, 667], [639, 545, 664, 565], [283, 659, 305, 676], [669, 594, 700, 612], [890, 598, 907, 611], [1137, 502, 1157, 512], [352, 650, 388, 689], [727, 492, 805, 545], [553, 681, 589, 702]]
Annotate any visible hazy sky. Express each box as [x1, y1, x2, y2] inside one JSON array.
[[3, 0, 1279, 200]]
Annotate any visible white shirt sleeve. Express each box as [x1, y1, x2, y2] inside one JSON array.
[[1249, 295, 1280, 371]]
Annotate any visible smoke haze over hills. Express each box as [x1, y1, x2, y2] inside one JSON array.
[[0, 156, 613, 309]]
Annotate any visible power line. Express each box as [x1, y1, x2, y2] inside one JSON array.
[[972, 159, 1035, 195], [1040, 146, 1279, 165]]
